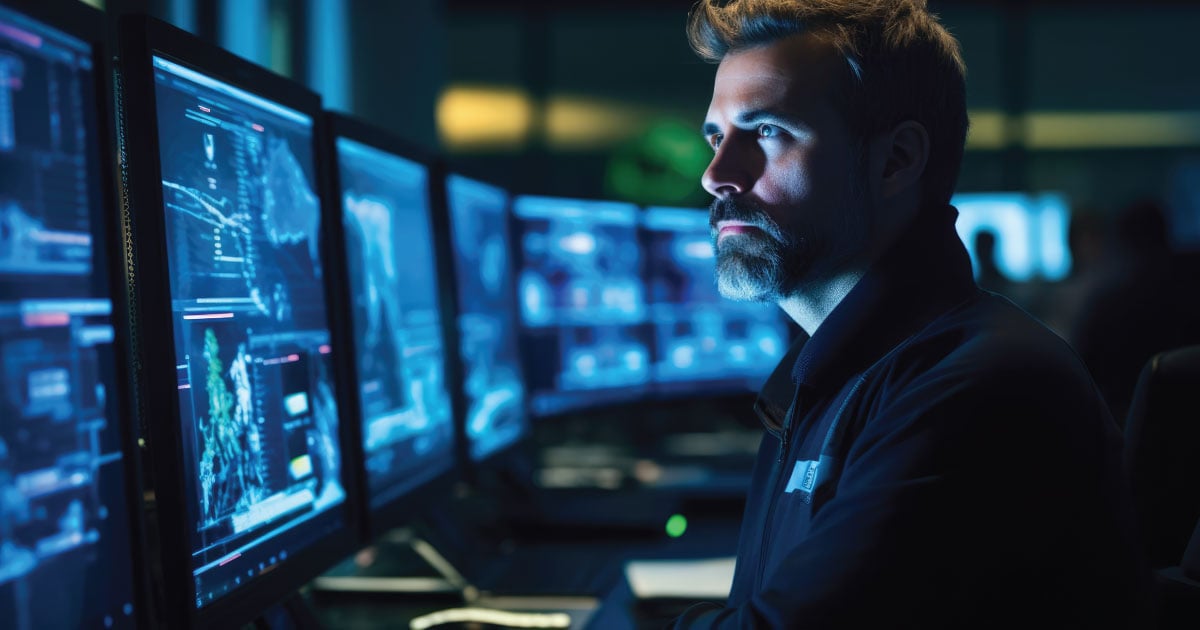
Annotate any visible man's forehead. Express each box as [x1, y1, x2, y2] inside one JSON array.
[[708, 35, 844, 119]]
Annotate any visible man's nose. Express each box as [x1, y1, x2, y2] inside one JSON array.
[[701, 138, 753, 198]]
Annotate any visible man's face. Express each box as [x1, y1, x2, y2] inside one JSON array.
[[702, 34, 870, 302]]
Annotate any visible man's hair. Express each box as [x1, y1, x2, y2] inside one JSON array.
[[688, 0, 968, 208]]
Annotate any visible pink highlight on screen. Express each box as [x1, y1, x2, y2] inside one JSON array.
[[22, 312, 70, 328], [0, 22, 43, 50]]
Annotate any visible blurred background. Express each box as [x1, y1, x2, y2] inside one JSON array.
[[86, 0, 1200, 206], [94, 0, 1200, 425]]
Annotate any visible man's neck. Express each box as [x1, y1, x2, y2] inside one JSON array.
[[776, 267, 867, 336]]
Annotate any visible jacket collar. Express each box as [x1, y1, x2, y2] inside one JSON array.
[[755, 204, 977, 432]]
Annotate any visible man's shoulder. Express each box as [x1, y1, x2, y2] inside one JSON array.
[[837, 293, 1116, 462], [878, 292, 1099, 404]]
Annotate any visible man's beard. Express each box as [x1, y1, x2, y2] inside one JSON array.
[[709, 186, 868, 303], [709, 197, 797, 302]]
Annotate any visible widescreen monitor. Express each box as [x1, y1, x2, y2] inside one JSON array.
[[0, 1, 143, 627], [444, 173, 528, 463], [952, 192, 1072, 283], [117, 15, 356, 626], [512, 195, 652, 417], [642, 207, 789, 395], [329, 116, 455, 535]]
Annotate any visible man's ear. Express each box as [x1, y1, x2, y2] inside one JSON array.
[[878, 120, 929, 200]]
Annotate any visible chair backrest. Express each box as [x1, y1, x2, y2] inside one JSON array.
[[1124, 344, 1200, 568], [1182, 517, 1200, 581]]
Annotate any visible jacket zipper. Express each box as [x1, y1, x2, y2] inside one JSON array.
[[756, 383, 804, 592]]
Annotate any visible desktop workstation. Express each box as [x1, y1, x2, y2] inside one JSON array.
[[0, 3, 791, 627], [7, 1, 1186, 627]]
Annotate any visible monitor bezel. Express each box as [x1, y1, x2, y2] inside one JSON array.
[[115, 14, 362, 628], [438, 163, 535, 480], [322, 112, 462, 543], [1, 0, 152, 627]]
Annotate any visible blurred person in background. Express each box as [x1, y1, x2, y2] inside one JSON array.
[[1071, 198, 1200, 426], [1038, 207, 1109, 340], [971, 228, 1020, 303]]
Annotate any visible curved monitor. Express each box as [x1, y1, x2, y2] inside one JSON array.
[[116, 15, 357, 627], [444, 173, 528, 463], [512, 195, 652, 417], [642, 207, 789, 395], [0, 0, 144, 628], [328, 116, 456, 537]]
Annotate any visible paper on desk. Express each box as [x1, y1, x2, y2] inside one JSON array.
[[623, 556, 736, 600]]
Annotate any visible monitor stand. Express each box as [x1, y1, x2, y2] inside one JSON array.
[[309, 526, 471, 597], [309, 527, 587, 628]]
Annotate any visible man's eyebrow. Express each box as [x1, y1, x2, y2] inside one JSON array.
[[736, 109, 812, 133], [701, 110, 813, 138]]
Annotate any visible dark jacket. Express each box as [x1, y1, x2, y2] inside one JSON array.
[[675, 205, 1154, 628]]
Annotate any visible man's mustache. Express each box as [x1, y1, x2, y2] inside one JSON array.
[[709, 197, 785, 241]]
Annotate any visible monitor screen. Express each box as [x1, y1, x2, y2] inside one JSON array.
[[151, 55, 345, 609], [335, 138, 454, 509], [642, 207, 789, 394], [445, 174, 527, 461], [0, 3, 139, 628], [512, 196, 652, 417], [953, 192, 1072, 283]]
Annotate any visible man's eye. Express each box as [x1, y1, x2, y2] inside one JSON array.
[[708, 133, 723, 149], [758, 123, 779, 138]]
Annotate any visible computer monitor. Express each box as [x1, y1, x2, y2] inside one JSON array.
[[116, 15, 358, 627], [953, 192, 1072, 283], [511, 196, 653, 417], [325, 114, 456, 539], [443, 173, 529, 464], [641, 207, 790, 396], [0, 0, 145, 627]]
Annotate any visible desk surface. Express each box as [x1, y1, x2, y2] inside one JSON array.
[[307, 511, 740, 630], [310, 592, 602, 630]]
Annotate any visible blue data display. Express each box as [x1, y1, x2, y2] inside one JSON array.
[[513, 196, 652, 417], [336, 139, 454, 507], [152, 56, 345, 609], [0, 5, 138, 628], [642, 207, 788, 392], [953, 192, 1072, 283], [446, 174, 527, 461]]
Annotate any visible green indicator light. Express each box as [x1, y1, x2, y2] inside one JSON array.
[[666, 514, 688, 538]]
